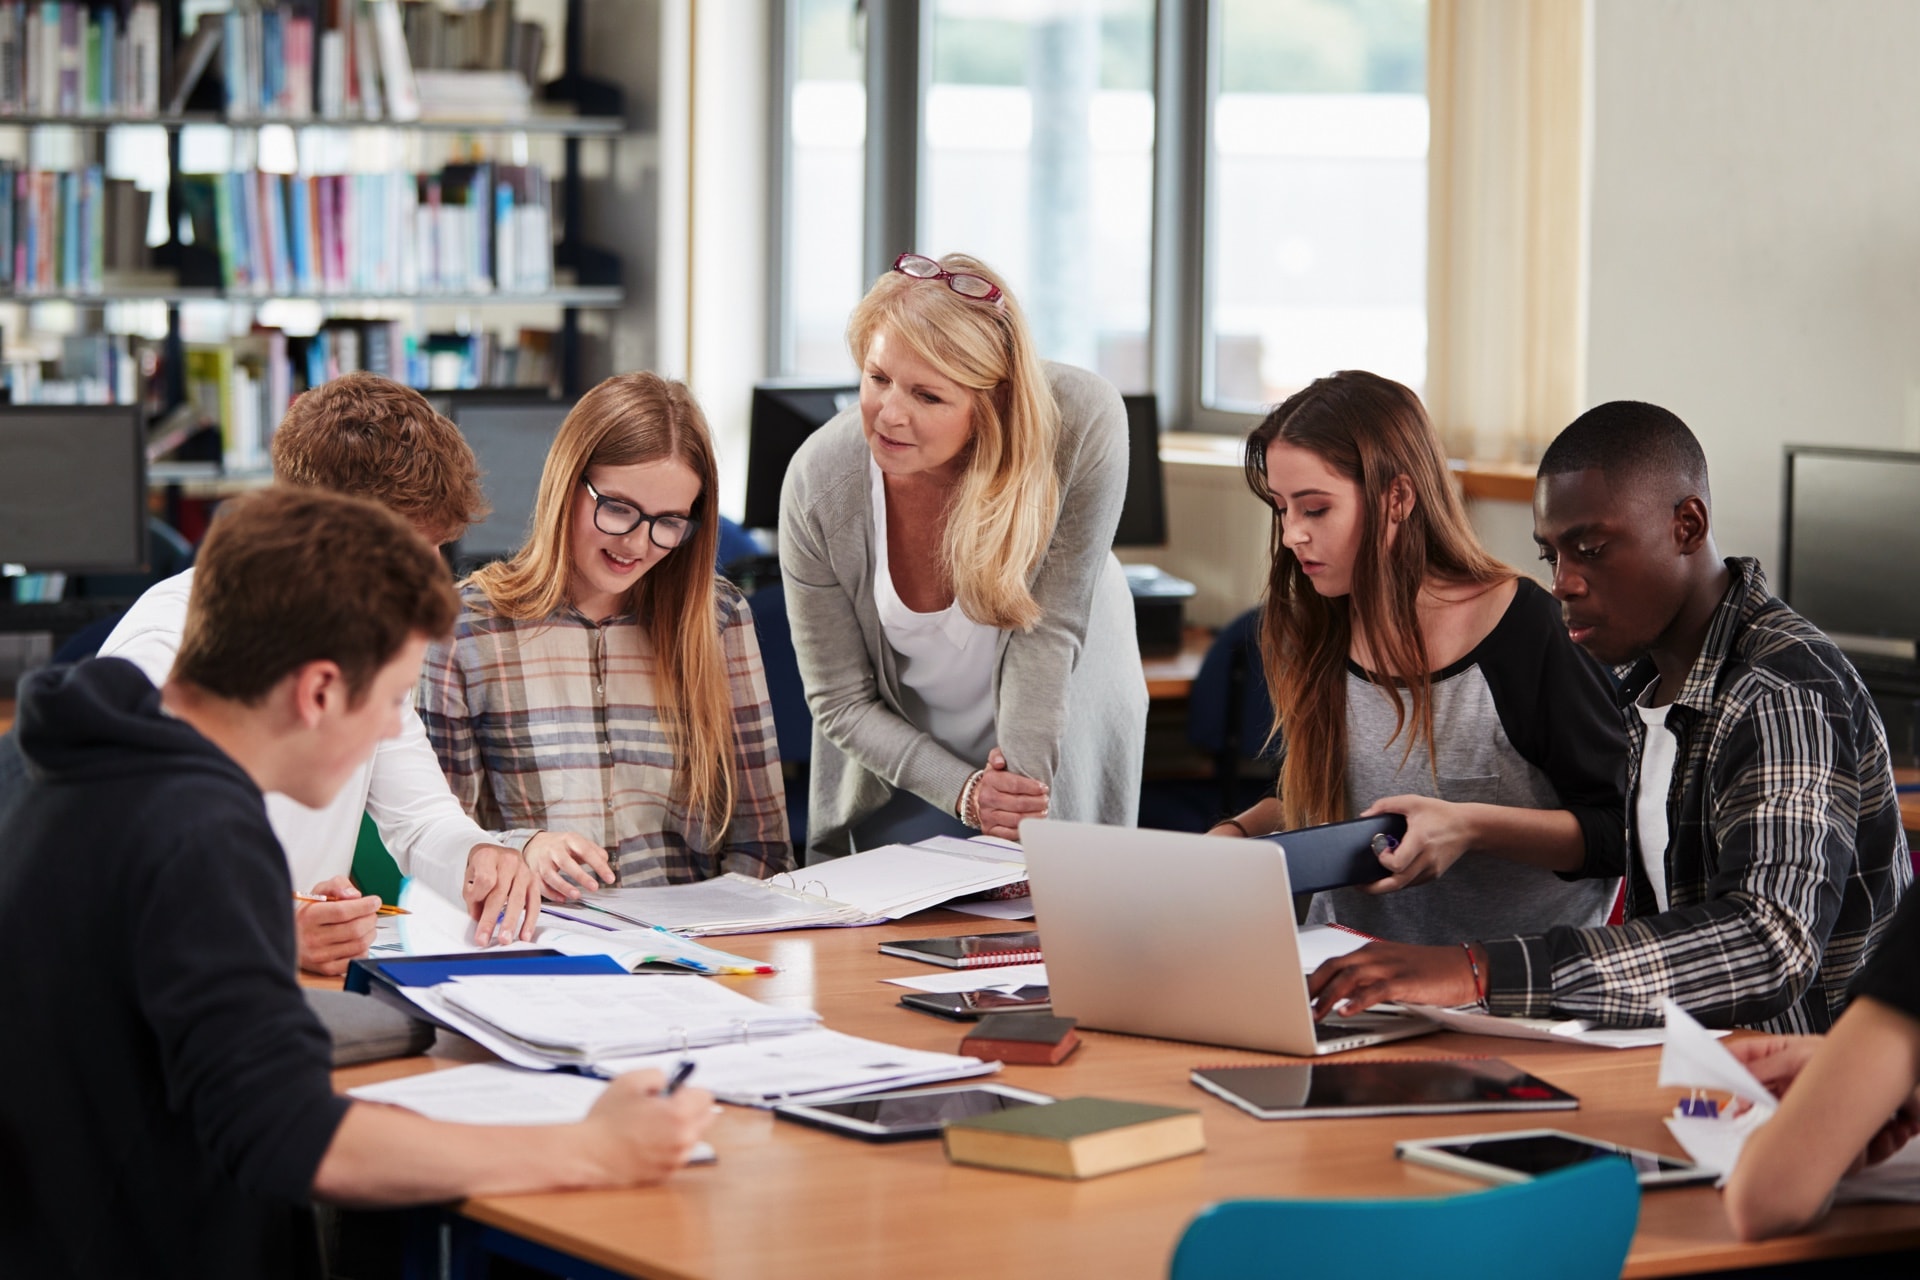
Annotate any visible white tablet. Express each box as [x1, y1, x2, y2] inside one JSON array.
[[773, 1083, 1055, 1143], [1396, 1128, 1717, 1188]]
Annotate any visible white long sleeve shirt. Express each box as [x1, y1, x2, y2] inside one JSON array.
[[98, 569, 499, 903]]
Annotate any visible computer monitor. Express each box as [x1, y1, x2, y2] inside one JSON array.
[[743, 381, 858, 531], [1115, 393, 1167, 548], [1780, 446, 1920, 649], [0, 405, 146, 573], [451, 396, 572, 568]]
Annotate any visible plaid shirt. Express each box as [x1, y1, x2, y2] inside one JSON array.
[[418, 579, 792, 887], [1483, 557, 1910, 1031]]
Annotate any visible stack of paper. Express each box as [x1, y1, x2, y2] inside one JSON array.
[[579, 837, 1029, 936], [415, 974, 820, 1070], [598, 1028, 1000, 1106]]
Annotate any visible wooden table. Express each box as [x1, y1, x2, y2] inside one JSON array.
[[335, 917, 1920, 1279]]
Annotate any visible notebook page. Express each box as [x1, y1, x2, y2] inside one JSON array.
[[798, 846, 1024, 917], [584, 876, 854, 933], [596, 1028, 998, 1105], [437, 974, 819, 1059]]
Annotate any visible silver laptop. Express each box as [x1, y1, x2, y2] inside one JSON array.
[[1020, 819, 1438, 1056]]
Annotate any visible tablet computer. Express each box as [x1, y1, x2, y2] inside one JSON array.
[[1395, 1128, 1717, 1187], [1259, 813, 1406, 894], [773, 1083, 1056, 1143], [898, 985, 1052, 1020], [1191, 1057, 1578, 1120]]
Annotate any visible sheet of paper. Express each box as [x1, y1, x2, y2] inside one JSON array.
[[347, 1064, 717, 1163], [596, 1028, 999, 1105], [1836, 1140, 1920, 1205], [880, 963, 1048, 993], [793, 846, 1025, 918], [914, 834, 1027, 867], [395, 878, 552, 957], [1398, 1002, 1694, 1049], [943, 896, 1037, 920], [1295, 924, 1371, 973], [1656, 998, 1781, 1180], [585, 876, 854, 934]]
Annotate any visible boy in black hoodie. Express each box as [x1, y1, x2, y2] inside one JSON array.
[[0, 487, 714, 1279]]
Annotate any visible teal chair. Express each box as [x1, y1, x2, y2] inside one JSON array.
[[1169, 1158, 1639, 1280]]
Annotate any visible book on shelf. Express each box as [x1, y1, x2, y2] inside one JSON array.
[[0, 1, 161, 118], [0, 161, 147, 295], [176, 162, 556, 298]]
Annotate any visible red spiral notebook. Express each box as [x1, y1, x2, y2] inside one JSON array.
[[879, 931, 1043, 969]]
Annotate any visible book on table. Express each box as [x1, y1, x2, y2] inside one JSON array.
[[941, 1096, 1205, 1179], [878, 931, 1042, 968]]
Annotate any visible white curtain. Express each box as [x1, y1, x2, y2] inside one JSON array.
[[1426, 0, 1591, 462]]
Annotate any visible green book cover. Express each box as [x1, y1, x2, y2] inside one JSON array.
[[947, 1097, 1195, 1142]]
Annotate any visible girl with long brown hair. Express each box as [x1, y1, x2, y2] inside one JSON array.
[[419, 372, 792, 893], [1209, 370, 1625, 946]]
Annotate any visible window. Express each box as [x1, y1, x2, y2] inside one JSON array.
[[1204, 0, 1428, 411], [922, 0, 1155, 392], [780, 0, 868, 378]]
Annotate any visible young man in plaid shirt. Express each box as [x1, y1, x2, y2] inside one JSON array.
[[1308, 401, 1909, 1031]]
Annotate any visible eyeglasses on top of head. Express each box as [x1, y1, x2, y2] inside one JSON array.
[[582, 476, 698, 550], [891, 252, 1003, 303]]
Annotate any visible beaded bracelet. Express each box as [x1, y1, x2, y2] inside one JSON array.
[[957, 769, 986, 829]]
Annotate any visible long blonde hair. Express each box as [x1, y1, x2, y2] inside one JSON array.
[[472, 373, 735, 830], [1243, 371, 1514, 831], [847, 253, 1061, 631]]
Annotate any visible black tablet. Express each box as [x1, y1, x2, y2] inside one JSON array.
[[1259, 813, 1407, 893], [1396, 1129, 1717, 1188], [773, 1083, 1056, 1142]]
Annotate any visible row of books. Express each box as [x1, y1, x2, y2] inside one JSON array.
[[187, 0, 420, 122], [177, 161, 554, 297], [167, 320, 558, 469], [0, 1, 163, 118], [1, 331, 140, 404], [401, 0, 544, 85], [0, 162, 151, 295]]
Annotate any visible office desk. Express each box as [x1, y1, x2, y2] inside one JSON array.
[[336, 917, 1920, 1279]]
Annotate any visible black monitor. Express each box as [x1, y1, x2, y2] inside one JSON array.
[[743, 381, 858, 531], [0, 405, 146, 573], [450, 396, 572, 568], [1780, 446, 1920, 650], [1115, 393, 1167, 548]]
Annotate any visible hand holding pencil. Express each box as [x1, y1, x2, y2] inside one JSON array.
[[292, 875, 385, 977]]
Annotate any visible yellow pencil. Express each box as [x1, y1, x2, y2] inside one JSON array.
[[292, 892, 410, 916]]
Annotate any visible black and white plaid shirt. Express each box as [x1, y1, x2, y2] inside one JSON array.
[[1482, 557, 1910, 1031]]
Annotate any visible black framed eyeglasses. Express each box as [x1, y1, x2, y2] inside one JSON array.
[[582, 477, 698, 550], [892, 252, 1003, 303]]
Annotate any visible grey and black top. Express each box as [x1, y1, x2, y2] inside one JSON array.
[[1307, 577, 1628, 945]]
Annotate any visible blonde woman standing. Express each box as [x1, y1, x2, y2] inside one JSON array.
[[419, 372, 792, 894], [780, 252, 1146, 859]]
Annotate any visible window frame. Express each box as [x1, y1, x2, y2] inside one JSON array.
[[770, 0, 1421, 437]]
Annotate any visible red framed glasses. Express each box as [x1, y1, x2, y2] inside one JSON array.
[[891, 252, 1003, 303]]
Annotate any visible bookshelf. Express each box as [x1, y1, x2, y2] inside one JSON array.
[[0, 0, 635, 461]]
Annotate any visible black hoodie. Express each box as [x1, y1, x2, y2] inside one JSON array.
[[0, 659, 348, 1279]]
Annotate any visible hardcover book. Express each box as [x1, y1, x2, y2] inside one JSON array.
[[942, 1096, 1204, 1179]]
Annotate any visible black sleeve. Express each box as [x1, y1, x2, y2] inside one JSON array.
[[1480, 579, 1629, 878], [1852, 890, 1920, 1025], [130, 806, 349, 1202]]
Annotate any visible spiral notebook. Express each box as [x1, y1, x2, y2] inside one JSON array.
[[878, 931, 1043, 969], [1189, 1057, 1579, 1120]]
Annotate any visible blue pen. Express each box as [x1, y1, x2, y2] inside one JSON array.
[[664, 1058, 697, 1096]]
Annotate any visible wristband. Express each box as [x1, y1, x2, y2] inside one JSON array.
[[1461, 942, 1487, 1005], [1216, 817, 1252, 838]]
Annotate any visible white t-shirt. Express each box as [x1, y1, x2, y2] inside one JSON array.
[[869, 459, 999, 766], [97, 568, 496, 903], [1633, 695, 1679, 913]]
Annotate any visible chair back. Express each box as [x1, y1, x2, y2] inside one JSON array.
[[1187, 607, 1274, 762], [1169, 1158, 1639, 1280], [744, 582, 811, 848]]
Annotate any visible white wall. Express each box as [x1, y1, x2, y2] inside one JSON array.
[[1586, 0, 1920, 567]]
